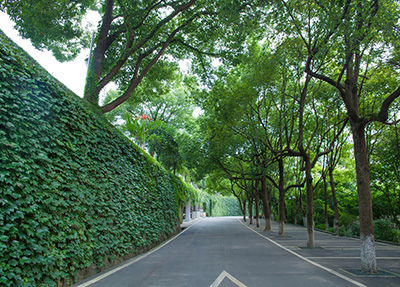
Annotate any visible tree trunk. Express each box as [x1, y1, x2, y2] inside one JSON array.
[[305, 157, 315, 248], [261, 177, 271, 231], [242, 199, 247, 222], [294, 194, 298, 225], [329, 168, 340, 235], [248, 199, 253, 225], [296, 187, 306, 226], [278, 159, 285, 236], [278, 189, 285, 236], [255, 180, 260, 228], [84, 0, 115, 105], [351, 120, 377, 273], [323, 174, 329, 231], [236, 197, 246, 222]]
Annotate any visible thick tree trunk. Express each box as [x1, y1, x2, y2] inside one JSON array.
[[84, 0, 115, 105], [351, 120, 377, 273], [261, 177, 271, 231], [329, 168, 340, 235]]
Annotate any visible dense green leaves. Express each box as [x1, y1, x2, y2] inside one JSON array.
[[0, 31, 191, 286], [1, 0, 262, 111], [1, 0, 96, 61]]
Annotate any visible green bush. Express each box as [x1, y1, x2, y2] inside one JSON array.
[[0, 31, 189, 286], [338, 221, 359, 238], [393, 229, 400, 243], [374, 219, 399, 242]]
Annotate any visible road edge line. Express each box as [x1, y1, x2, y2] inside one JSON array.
[[238, 219, 366, 287], [75, 219, 202, 287]]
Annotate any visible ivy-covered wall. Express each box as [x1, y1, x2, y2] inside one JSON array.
[[0, 30, 189, 286]]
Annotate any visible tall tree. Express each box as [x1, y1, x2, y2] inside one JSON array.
[[1, 0, 260, 113], [271, 0, 400, 272]]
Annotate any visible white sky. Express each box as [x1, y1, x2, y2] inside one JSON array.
[[0, 11, 90, 97]]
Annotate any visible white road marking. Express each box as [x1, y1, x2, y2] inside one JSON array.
[[239, 219, 367, 287], [76, 219, 202, 287], [209, 270, 247, 287]]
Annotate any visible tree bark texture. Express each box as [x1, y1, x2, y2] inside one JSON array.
[[255, 180, 260, 228], [329, 168, 340, 235], [351, 120, 377, 273], [305, 159, 315, 248], [278, 159, 286, 236], [242, 200, 247, 222], [248, 199, 253, 225], [323, 175, 329, 231], [261, 177, 272, 231]]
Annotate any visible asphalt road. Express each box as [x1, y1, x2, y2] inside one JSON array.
[[74, 217, 372, 287]]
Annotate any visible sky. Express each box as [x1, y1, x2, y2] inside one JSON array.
[[0, 12, 90, 97]]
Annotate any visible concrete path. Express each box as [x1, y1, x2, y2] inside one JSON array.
[[246, 218, 400, 287], [73, 217, 400, 287]]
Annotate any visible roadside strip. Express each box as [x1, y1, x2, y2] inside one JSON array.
[[238, 219, 367, 287]]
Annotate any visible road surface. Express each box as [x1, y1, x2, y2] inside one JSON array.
[[74, 217, 379, 287]]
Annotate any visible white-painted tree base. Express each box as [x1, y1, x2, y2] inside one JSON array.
[[360, 233, 377, 273]]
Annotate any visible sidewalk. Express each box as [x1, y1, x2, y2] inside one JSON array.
[[243, 219, 400, 287], [180, 217, 202, 229]]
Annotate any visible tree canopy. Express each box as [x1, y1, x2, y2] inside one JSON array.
[[1, 0, 261, 112]]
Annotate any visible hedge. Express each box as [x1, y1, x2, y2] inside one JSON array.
[[0, 30, 189, 286]]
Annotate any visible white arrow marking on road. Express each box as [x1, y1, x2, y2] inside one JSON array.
[[209, 270, 247, 287]]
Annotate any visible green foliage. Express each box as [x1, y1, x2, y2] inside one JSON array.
[[1, 0, 96, 61], [0, 31, 190, 286], [196, 190, 241, 217], [211, 195, 242, 217], [370, 122, 400, 226], [147, 121, 182, 173], [374, 219, 400, 243], [122, 112, 151, 148], [2, 0, 263, 110]]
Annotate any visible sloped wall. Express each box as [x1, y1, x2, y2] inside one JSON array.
[[0, 30, 187, 286]]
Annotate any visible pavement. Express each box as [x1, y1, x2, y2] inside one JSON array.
[[180, 217, 202, 229], [73, 217, 400, 287], [244, 218, 400, 287]]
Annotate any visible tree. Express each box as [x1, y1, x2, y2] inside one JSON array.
[[271, 0, 400, 272], [103, 60, 196, 128], [1, 0, 97, 61], [147, 120, 182, 173], [1, 0, 261, 113], [371, 121, 400, 227]]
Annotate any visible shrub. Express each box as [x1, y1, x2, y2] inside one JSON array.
[[374, 219, 398, 242]]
